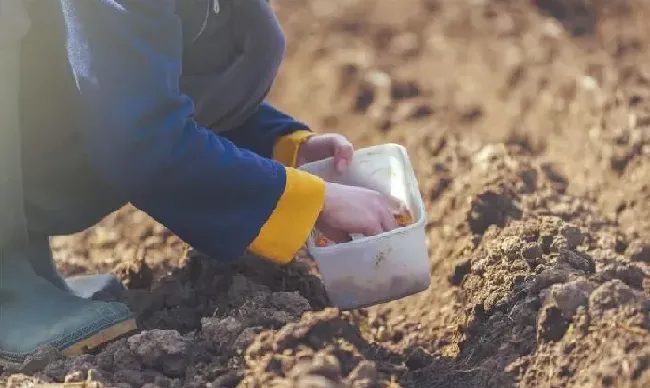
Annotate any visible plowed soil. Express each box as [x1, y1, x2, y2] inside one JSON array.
[[4, 0, 650, 387]]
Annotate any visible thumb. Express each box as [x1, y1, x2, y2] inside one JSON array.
[[335, 156, 347, 173], [334, 144, 353, 173]]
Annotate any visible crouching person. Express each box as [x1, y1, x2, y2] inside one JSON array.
[[0, 0, 398, 365]]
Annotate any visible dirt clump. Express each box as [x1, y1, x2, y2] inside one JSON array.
[[1, 254, 336, 387], [243, 309, 392, 387]]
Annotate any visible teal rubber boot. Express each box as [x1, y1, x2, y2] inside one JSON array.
[[27, 235, 127, 300], [0, 244, 137, 365]]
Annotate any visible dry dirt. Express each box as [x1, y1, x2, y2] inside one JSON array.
[[4, 0, 650, 387]]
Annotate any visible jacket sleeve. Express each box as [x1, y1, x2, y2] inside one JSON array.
[[59, 0, 325, 263], [220, 102, 315, 167]]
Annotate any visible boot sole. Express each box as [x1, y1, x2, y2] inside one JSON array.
[[61, 318, 137, 356]]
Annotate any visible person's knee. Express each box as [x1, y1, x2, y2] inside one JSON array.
[[22, 181, 126, 237]]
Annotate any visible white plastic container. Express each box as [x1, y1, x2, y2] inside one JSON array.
[[300, 143, 431, 309]]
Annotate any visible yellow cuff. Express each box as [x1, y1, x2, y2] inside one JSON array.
[[249, 167, 326, 264], [273, 130, 314, 167]]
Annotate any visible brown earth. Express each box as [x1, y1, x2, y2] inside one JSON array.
[[4, 0, 650, 387]]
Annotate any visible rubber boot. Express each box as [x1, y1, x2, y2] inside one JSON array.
[[27, 234, 127, 300], [0, 243, 137, 365]]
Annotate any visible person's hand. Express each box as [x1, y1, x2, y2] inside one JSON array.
[[316, 182, 400, 243], [296, 133, 354, 172]]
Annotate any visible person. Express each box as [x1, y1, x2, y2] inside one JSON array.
[[0, 0, 400, 365]]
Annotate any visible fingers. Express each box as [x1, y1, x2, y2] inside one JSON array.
[[299, 133, 354, 171], [358, 213, 395, 237], [358, 194, 399, 237], [381, 194, 408, 214], [375, 193, 403, 227], [378, 202, 399, 232], [362, 220, 385, 236], [318, 225, 352, 244], [333, 136, 354, 173]]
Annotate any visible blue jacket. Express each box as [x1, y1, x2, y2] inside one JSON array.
[[46, 0, 325, 263]]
